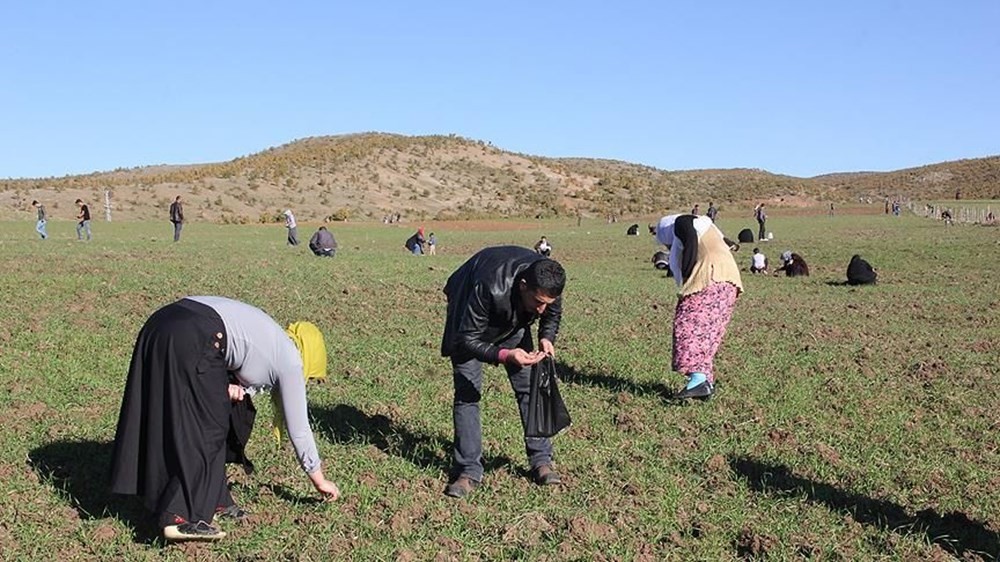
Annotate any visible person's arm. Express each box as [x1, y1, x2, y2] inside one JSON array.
[[537, 296, 562, 356], [277, 363, 340, 499]]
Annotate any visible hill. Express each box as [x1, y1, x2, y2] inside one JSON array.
[[2, 133, 997, 222]]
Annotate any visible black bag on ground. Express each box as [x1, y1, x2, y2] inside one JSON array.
[[525, 356, 571, 438]]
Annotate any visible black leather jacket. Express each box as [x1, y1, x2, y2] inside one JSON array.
[[441, 246, 562, 363]]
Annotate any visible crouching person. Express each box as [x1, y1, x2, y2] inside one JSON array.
[[441, 246, 566, 498], [109, 296, 340, 541], [846, 254, 877, 285], [309, 226, 338, 257]]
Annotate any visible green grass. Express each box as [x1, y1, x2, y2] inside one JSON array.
[[1, 212, 998, 561]]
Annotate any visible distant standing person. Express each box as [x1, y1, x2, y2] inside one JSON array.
[[405, 227, 426, 255], [691, 204, 701, 215], [655, 214, 743, 400], [284, 210, 299, 246], [169, 196, 185, 242], [75, 199, 92, 241], [706, 202, 718, 222], [428, 232, 437, 255], [32, 200, 48, 240], [754, 203, 767, 242], [440, 246, 566, 498]]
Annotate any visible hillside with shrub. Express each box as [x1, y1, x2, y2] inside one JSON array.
[[2, 133, 996, 222]]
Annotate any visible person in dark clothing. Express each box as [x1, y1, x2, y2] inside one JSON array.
[[169, 196, 184, 242], [405, 227, 426, 255], [738, 228, 754, 243], [308, 226, 338, 257], [440, 246, 566, 498], [754, 203, 767, 242], [109, 297, 340, 541], [846, 254, 877, 285], [626, 224, 639, 236], [706, 202, 718, 222], [75, 198, 92, 241], [774, 251, 810, 277]]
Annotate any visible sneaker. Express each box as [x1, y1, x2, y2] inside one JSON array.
[[444, 475, 480, 498], [675, 381, 714, 400], [213, 504, 249, 523], [163, 520, 226, 541], [531, 464, 562, 486]]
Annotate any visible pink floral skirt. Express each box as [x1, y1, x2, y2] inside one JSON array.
[[672, 282, 739, 383]]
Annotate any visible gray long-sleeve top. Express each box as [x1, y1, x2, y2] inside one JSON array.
[[187, 296, 321, 474]]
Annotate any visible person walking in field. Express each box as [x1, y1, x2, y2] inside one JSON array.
[[75, 198, 92, 241], [32, 200, 48, 239], [655, 214, 743, 400], [440, 246, 566, 498], [284, 209, 299, 246], [109, 296, 340, 542], [706, 202, 718, 222], [427, 232, 437, 255], [169, 195, 185, 242]]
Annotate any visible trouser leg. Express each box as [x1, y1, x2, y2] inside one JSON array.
[[451, 357, 484, 481]]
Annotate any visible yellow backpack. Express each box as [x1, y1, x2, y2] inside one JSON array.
[[273, 321, 328, 442]]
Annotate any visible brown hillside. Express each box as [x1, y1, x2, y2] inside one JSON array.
[[2, 133, 997, 222]]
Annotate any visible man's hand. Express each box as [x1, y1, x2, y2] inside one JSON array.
[[506, 348, 546, 367], [539, 338, 555, 357], [227, 384, 246, 402]]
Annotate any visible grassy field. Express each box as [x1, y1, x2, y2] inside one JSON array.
[[1, 210, 998, 561]]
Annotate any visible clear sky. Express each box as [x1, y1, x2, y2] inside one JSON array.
[[2, 1, 997, 179]]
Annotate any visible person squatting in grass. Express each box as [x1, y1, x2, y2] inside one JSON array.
[[308, 226, 338, 257], [109, 296, 340, 542], [655, 214, 744, 400], [440, 246, 566, 498]]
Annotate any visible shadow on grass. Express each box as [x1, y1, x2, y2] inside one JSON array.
[[729, 456, 999, 559], [28, 440, 160, 545], [311, 404, 515, 477], [556, 360, 675, 400]]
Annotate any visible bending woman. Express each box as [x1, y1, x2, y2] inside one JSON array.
[[655, 215, 744, 400], [109, 296, 339, 541]]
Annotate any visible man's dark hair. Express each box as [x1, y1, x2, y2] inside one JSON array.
[[31, 200, 38, 205], [75, 199, 83, 204], [522, 259, 566, 297]]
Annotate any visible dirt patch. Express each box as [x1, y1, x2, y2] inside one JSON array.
[[567, 515, 618, 543], [735, 526, 778, 559], [502, 512, 553, 548]]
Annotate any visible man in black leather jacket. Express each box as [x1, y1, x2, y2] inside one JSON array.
[[440, 246, 566, 498]]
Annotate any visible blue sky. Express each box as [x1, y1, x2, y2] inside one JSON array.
[[2, 1, 997, 179]]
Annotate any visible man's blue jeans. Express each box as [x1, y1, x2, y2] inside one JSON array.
[[77, 220, 91, 240], [36, 220, 47, 239], [450, 328, 553, 482]]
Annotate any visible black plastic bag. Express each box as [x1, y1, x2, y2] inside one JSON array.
[[525, 356, 571, 438]]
